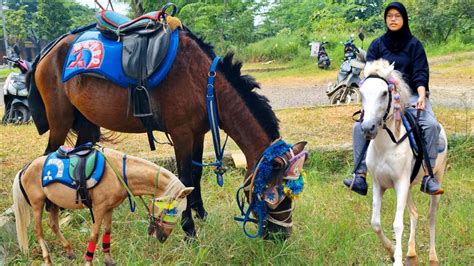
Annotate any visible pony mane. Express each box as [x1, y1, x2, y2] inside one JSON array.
[[364, 59, 411, 108], [183, 29, 280, 140]]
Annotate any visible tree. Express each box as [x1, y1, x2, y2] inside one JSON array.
[[33, 0, 72, 42]]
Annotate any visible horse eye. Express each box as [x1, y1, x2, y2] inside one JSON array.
[[382, 91, 388, 97]]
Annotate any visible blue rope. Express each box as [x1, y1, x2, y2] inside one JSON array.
[[192, 56, 229, 187], [234, 139, 291, 238], [122, 154, 136, 212]]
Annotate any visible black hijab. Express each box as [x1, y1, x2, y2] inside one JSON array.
[[381, 2, 413, 52]]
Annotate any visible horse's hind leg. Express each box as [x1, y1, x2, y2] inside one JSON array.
[[73, 110, 101, 147], [102, 210, 116, 266], [47, 205, 75, 260], [371, 183, 394, 259], [191, 134, 208, 220], [406, 191, 418, 265], [428, 194, 441, 265], [32, 203, 53, 265]]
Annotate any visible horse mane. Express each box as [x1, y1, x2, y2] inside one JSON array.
[[183, 29, 280, 140], [364, 59, 411, 108]]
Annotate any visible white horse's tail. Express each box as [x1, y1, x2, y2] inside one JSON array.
[[12, 170, 31, 254]]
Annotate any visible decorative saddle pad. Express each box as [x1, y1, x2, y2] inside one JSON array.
[[42, 148, 105, 189], [62, 29, 179, 89]]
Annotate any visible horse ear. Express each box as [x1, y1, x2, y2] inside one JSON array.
[[292, 141, 308, 155], [382, 62, 395, 78], [177, 187, 194, 199]]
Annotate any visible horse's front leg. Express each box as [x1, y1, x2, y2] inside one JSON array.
[[85, 209, 105, 266], [172, 133, 198, 239], [191, 133, 208, 220], [47, 205, 75, 260], [371, 182, 394, 259], [393, 180, 410, 266], [102, 210, 116, 266]]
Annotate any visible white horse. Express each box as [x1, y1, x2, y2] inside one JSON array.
[[359, 59, 447, 265]]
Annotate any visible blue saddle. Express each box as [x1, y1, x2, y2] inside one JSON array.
[[42, 148, 105, 189], [62, 29, 179, 89]]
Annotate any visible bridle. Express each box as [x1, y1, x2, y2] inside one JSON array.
[[234, 139, 307, 238]]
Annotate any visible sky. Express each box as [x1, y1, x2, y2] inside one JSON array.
[[76, 0, 130, 14]]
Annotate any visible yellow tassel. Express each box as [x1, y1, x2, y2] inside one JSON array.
[[166, 16, 183, 31]]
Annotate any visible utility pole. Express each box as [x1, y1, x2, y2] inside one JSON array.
[[0, 0, 9, 63]]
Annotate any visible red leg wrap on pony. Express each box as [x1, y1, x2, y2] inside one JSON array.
[[85, 241, 96, 261], [102, 232, 111, 252]]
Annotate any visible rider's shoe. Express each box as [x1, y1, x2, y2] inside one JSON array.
[[343, 175, 368, 196], [420, 175, 444, 195]]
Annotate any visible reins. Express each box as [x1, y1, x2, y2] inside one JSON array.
[[192, 56, 229, 187], [99, 147, 177, 225]]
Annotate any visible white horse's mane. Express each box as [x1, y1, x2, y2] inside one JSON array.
[[364, 59, 411, 108]]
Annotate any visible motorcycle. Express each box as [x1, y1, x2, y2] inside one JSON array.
[[309, 37, 331, 69], [2, 53, 31, 124], [326, 32, 366, 105], [317, 37, 331, 69]]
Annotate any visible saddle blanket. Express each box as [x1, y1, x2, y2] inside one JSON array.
[[42, 149, 105, 189], [62, 29, 179, 88]]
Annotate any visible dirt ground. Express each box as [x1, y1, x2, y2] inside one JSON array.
[[257, 51, 474, 109], [1, 52, 472, 109]]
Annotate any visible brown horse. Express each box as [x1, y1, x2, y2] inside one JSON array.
[[12, 147, 193, 265], [27, 28, 307, 239]]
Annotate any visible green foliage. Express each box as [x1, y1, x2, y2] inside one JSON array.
[[4, 5, 29, 43], [33, 0, 71, 41], [405, 0, 473, 44]]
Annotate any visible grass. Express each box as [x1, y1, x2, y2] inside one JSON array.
[[0, 67, 18, 79], [0, 105, 473, 264]]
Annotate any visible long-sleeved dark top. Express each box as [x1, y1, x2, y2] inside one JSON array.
[[366, 36, 429, 96]]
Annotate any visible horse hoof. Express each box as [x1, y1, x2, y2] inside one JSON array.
[[105, 258, 117, 266], [406, 256, 417, 266], [66, 252, 76, 260], [183, 234, 198, 244], [195, 210, 208, 220], [429, 260, 440, 266]]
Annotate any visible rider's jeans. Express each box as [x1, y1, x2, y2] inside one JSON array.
[[353, 96, 440, 174]]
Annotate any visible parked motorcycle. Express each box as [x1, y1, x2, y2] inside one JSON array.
[[2, 54, 31, 124], [309, 37, 331, 69], [326, 32, 366, 105], [317, 37, 331, 69]]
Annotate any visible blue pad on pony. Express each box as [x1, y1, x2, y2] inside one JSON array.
[[42, 145, 105, 189], [62, 28, 179, 89]]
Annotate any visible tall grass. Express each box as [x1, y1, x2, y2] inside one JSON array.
[[0, 106, 472, 264]]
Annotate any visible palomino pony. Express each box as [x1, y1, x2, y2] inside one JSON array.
[[12, 147, 193, 265], [27, 25, 307, 238], [359, 59, 447, 265]]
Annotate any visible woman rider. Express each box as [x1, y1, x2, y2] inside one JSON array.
[[343, 2, 444, 195]]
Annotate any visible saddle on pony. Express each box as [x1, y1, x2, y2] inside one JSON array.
[[42, 143, 105, 209]]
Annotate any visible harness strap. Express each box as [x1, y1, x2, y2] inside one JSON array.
[[101, 148, 138, 209], [122, 154, 136, 212], [382, 119, 413, 145], [192, 56, 230, 187], [18, 161, 33, 206]]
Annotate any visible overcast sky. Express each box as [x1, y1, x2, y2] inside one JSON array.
[[76, 0, 129, 14]]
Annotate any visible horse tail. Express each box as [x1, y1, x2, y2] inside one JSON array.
[[12, 170, 31, 254], [26, 65, 49, 135]]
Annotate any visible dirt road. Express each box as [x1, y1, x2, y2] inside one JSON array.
[[257, 52, 474, 109]]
